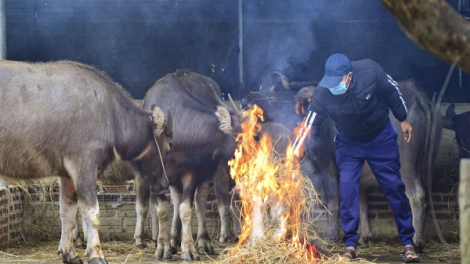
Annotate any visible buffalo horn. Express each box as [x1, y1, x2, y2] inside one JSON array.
[[228, 93, 243, 120], [271, 71, 290, 90]]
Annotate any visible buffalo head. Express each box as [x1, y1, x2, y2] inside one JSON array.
[[241, 71, 316, 131]]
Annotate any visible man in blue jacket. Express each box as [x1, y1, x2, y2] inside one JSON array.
[[306, 53, 419, 262]]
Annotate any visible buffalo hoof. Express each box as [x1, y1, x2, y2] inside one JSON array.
[[61, 255, 83, 264], [231, 236, 239, 243], [171, 246, 178, 255], [219, 235, 230, 243], [197, 245, 214, 255], [135, 243, 148, 249], [414, 241, 424, 253], [155, 249, 172, 260], [88, 257, 108, 264], [197, 237, 214, 255], [359, 236, 372, 245], [181, 252, 200, 261]]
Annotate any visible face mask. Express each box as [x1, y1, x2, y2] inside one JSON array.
[[328, 74, 350, 95]]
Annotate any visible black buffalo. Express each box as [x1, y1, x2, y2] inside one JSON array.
[[140, 69, 241, 261], [241, 71, 315, 131], [444, 103, 470, 159], [0, 60, 172, 264]]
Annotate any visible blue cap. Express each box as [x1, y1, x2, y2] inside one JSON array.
[[319, 53, 352, 88]]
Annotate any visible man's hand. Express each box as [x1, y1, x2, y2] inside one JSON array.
[[400, 120, 413, 143]]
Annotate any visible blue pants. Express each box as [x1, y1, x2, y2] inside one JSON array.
[[335, 120, 414, 248]]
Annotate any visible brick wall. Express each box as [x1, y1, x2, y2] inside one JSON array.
[[20, 183, 222, 242], [0, 187, 24, 250], [12, 182, 461, 245], [0, 102, 467, 247], [0, 180, 461, 248]]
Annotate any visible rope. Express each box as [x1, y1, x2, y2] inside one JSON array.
[[153, 134, 169, 184]]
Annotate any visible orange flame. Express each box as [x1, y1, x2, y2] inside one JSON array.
[[228, 104, 322, 261]]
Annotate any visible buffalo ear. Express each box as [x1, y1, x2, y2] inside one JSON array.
[[215, 105, 232, 135], [152, 105, 165, 137], [443, 103, 456, 130]]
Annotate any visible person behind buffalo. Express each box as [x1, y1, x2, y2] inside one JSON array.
[[305, 53, 419, 263]]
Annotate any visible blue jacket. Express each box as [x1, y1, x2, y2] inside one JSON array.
[[307, 59, 408, 141]]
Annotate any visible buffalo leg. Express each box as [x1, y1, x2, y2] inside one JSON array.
[[358, 186, 372, 245], [64, 158, 107, 264], [58, 177, 82, 264], [214, 161, 241, 243], [178, 172, 200, 261], [169, 185, 182, 254], [403, 174, 427, 253], [322, 167, 340, 241], [270, 200, 286, 240], [154, 193, 172, 259], [195, 180, 215, 255], [214, 162, 233, 243], [230, 191, 242, 241], [250, 198, 267, 244], [134, 176, 150, 249], [400, 135, 427, 253], [149, 192, 158, 242], [72, 210, 86, 249]]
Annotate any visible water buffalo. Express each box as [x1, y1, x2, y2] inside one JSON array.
[[241, 71, 315, 131], [444, 103, 470, 159], [140, 69, 241, 261], [0, 60, 172, 264], [243, 73, 440, 252]]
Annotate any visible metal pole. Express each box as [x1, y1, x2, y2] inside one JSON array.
[[460, 159, 470, 264], [0, 0, 5, 185], [0, 0, 6, 60], [0, 0, 6, 189], [238, 0, 243, 88]]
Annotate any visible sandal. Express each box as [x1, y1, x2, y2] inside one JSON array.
[[401, 245, 420, 263], [343, 247, 358, 260]]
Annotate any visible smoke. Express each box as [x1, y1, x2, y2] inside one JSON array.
[[6, 1, 239, 98], [6, 0, 459, 100], [242, 0, 408, 87], [244, 1, 320, 85]]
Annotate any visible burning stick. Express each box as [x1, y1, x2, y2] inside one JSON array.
[[292, 111, 316, 157]]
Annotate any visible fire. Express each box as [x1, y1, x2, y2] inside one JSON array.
[[228, 104, 323, 262]]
